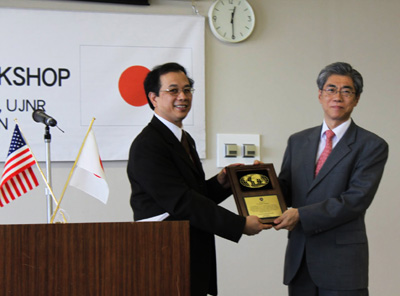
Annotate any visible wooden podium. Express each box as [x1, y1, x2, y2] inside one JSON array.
[[0, 221, 190, 296]]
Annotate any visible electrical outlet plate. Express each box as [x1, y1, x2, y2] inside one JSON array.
[[216, 134, 260, 168]]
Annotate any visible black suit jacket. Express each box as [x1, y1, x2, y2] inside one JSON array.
[[278, 120, 388, 291], [127, 116, 246, 296]]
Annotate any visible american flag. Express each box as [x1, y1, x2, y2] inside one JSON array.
[[0, 124, 39, 207]]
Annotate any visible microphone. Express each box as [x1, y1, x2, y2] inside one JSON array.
[[32, 109, 57, 127]]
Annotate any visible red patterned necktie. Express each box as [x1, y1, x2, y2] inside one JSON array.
[[315, 129, 335, 176]]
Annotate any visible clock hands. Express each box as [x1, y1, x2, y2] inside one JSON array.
[[230, 6, 236, 40]]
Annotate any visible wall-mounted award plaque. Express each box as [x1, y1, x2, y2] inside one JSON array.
[[226, 164, 287, 224]]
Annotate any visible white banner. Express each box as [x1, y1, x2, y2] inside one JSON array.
[[0, 8, 205, 161]]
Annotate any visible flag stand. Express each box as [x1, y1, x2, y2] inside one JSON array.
[[44, 125, 53, 223], [50, 118, 96, 223], [13, 118, 60, 222]]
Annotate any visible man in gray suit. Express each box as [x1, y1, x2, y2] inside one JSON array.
[[274, 62, 388, 296]]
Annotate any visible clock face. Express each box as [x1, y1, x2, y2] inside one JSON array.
[[208, 0, 255, 43]]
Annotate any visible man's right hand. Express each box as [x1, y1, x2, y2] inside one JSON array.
[[243, 215, 272, 235]]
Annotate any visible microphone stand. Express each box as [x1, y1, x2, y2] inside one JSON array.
[[44, 125, 53, 223], [32, 108, 60, 223]]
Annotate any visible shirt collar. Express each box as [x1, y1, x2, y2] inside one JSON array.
[[321, 118, 352, 143], [154, 113, 183, 141]]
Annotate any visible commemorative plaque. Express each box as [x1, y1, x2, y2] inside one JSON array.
[[226, 164, 287, 224]]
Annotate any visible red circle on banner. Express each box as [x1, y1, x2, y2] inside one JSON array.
[[118, 65, 150, 107]]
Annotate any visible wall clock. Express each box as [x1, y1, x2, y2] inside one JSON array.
[[208, 0, 256, 43]]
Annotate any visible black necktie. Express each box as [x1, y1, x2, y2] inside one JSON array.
[[181, 131, 193, 161], [181, 130, 190, 155]]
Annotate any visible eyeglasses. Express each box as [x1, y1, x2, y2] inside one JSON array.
[[323, 87, 355, 98], [160, 87, 195, 97]]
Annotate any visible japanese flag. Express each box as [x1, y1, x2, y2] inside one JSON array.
[[69, 130, 109, 204]]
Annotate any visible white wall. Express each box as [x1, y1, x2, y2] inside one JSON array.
[[0, 0, 399, 295]]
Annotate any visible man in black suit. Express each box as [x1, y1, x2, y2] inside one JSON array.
[[127, 62, 271, 296], [274, 62, 388, 295]]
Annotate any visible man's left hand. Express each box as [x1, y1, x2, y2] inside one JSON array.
[[273, 208, 299, 231], [217, 163, 242, 188]]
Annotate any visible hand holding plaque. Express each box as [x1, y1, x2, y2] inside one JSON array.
[[226, 164, 287, 224]]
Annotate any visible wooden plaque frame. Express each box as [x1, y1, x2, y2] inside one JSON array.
[[226, 164, 287, 224]]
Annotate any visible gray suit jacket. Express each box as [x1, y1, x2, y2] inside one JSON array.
[[278, 120, 388, 290]]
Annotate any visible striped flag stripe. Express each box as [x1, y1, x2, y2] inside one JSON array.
[[6, 181, 17, 201], [6, 147, 31, 162], [0, 157, 36, 187], [9, 178, 21, 198], [15, 173, 27, 193], [1, 183, 13, 204], [2, 182, 12, 203], [25, 168, 39, 189], [2, 149, 32, 173], [2, 149, 35, 182], [0, 187, 5, 206]]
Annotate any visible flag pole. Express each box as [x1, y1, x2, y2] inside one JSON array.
[[50, 118, 96, 223], [13, 119, 60, 210]]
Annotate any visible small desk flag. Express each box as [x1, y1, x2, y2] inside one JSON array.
[[0, 125, 39, 207], [69, 130, 109, 204]]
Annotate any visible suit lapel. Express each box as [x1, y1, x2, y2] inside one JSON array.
[[150, 116, 203, 177], [304, 127, 321, 187], [309, 121, 357, 191]]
